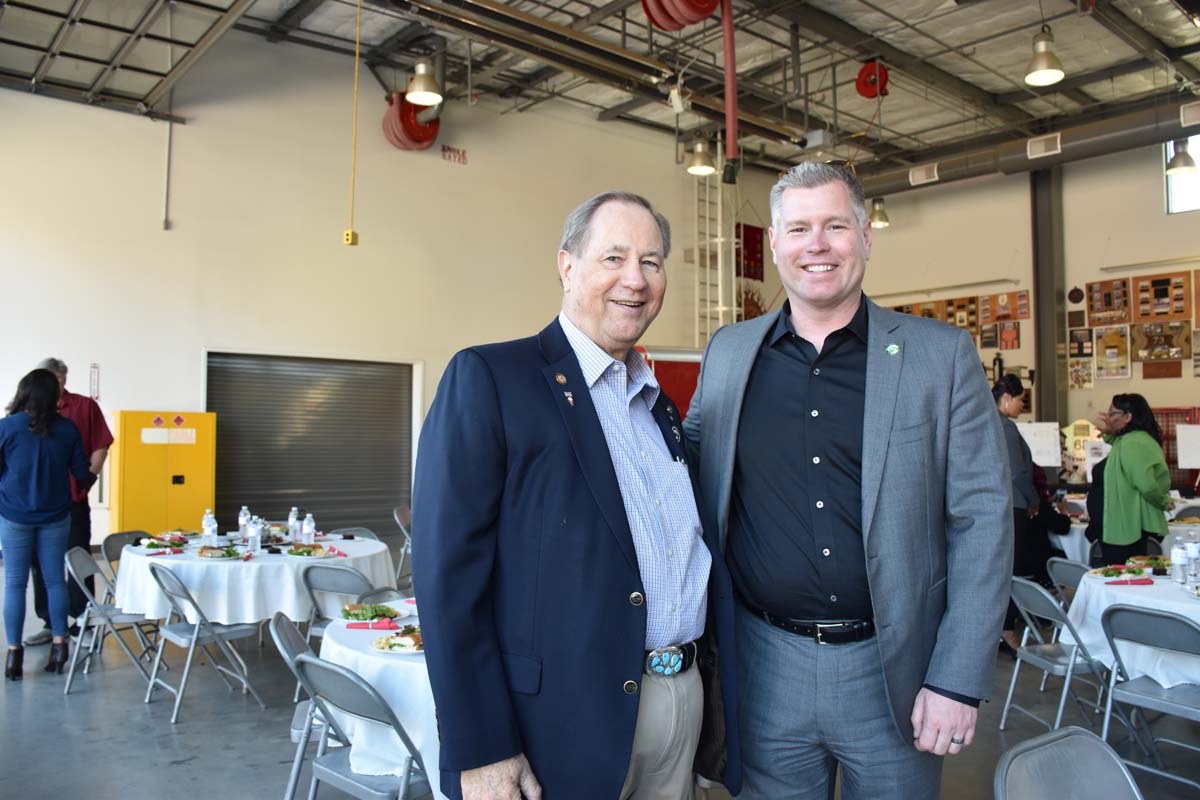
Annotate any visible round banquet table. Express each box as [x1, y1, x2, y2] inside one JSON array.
[[1060, 573, 1200, 689], [318, 617, 445, 798], [1054, 522, 1198, 566], [114, 537, 395, 624]]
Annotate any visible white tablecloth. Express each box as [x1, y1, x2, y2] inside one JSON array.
[[1053, 522, 1198, 566], [318, 618, 444, 798], [114, 537, 395, 624], [1061, 573, 1200, 688]]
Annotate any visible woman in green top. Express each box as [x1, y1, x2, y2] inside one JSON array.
[[1096, 393, 1170, 564]]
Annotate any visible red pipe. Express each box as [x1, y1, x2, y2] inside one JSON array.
[[721, 0, 737, 163]]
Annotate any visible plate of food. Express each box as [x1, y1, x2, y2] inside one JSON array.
[[286, 544, 330, 558], [1127, 555, 1172, 575], [342, 603, 401, 621], [370, 625, 423, 654], [150, 532, 190, 547], [139, 537, 181, 550], [198, 545, 242, 559], [1174, 516, 1200, 524], [1089, 565, 1147, 578]]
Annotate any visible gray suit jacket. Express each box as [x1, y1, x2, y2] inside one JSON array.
[[682, 297, 1014, 742]]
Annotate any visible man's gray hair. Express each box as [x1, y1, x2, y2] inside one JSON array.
[[770, 162, 868, 231], [560, 191, 671, 259], [37, 357, 67, 375]]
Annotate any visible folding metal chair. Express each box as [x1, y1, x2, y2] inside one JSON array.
[[270, 613, 341, 800], [1101, 604, 1200, 792], [144, 563, 266, 724], [356, 587, 408, 606], [296, 562, 375, 702], [993, 726, 1143, 800], [62, 547, 154, 694], [1038, 557, 1093, 693], [392, 506, 412, 587], [1089, 539, 1103, 567], [328, 527, 379, 541], [98, 530, 160, 665], [1145, 538, 1163, 557], [999, 577, 1107, 732], [294, 653, 432, 800]]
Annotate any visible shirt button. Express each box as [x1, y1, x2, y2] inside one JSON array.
[[815, 500, 824, 509], [629, 591, 644, 606], [823, 548, 831, 556], [639, 451, 646, 459], [656, 499, 662, 507], [672, 603, 678, 612], [830, 595, 838, 602], [812, 456, 820, 464], [624, 680, 639, 694], [811, 410, 819, 417], [812, 368, 820, 375], [667, 549, 674, 557]]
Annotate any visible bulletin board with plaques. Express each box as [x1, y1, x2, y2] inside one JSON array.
[[1131, 320, 1191, 362], [979, 290, 1030, 324], [1131, 270, 1190, 323], [892, 301, 946, 320], [1086, 278, 1130, 326], [943, 296, 979, 333]]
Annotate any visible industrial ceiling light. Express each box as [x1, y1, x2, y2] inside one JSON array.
[[1166, 138, 1197, 175], [686, 141, 717, 176], [1024, 25, 1065, 87], [406, 57, 442, 106], [868, 197, 891, 229]]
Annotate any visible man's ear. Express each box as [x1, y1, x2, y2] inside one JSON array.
[[557, 249, 572, 291]]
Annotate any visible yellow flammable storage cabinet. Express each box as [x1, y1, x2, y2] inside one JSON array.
[[109, 411, 217, 534]]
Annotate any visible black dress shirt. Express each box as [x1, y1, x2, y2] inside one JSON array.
[[728, 297, 871, 621]]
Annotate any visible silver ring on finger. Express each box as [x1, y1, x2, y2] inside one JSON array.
[[950, 736, 965, 745]]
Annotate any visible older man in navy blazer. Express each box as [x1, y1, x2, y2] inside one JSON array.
[[413, 191, 741, 800]]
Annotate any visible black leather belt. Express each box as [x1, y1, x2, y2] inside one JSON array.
[[643, 640, 698, 676], [757, 611, 875, 645]]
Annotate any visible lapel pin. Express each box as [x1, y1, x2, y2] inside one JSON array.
[[564, 391, 574, 407], [672, 425, 681, 443], [885, 343, 901, 356], [555, 372, 568, 385]]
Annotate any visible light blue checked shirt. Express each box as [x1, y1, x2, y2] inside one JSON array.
[[558, 313, 711, 649]]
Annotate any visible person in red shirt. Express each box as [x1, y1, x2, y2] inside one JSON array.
[[23, 358, 113, 646]]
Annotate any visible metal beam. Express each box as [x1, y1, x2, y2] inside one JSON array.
[[86, 0, 168, 99], [597, 95, 653, 121], [365, 21, 429, 64], [1091, 1, 1200, 86], [30, 0, 92, 90], [0, 71, 186, 122], [143, 0, 255, 109], [745, 0, 1035, 128], [265, 0, 327, 43]]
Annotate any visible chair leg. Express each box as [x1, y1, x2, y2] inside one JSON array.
[[107, 621, 152, 683], [1102, 666, 1118, 742], [203, 644, 236, 692], [1053, 651, 1078, 730], [307, 725, 331, 800], [999, 657, 1022, 731], [215, 637, 266, 710], [285, 702, 317, 800], [63, 609, 91, 695], [170, 633, 201, 724], [145, 631, 169, 704]]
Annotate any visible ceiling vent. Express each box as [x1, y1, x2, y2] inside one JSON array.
[[1027, 132, 1062, 160], [1182, 101, 1200, 129], [908, 163, 940, 186]]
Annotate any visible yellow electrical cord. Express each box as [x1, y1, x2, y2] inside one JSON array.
[[345, 0, 362, 244]]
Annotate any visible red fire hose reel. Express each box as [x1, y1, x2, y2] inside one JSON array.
[[382, 91, 440, 151], [641, 0, 718, 31], [855, 60, 890, 99]]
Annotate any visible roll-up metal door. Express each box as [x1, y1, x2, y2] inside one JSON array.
[[205, 352, 412, 547]]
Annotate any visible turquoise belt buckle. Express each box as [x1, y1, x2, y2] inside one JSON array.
[[645, 644, 684, 676]]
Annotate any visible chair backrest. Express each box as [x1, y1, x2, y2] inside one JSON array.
[[101, 530, 150, 578], [993, 726, 1143, 800], [1171, 505, 1200, 520], [1010, 577, 1093, 659], [147, 562, 212, 626], [1088, 539, 1103, 565], [268, 612, 313, 680], [300, 563, 375, 617], [356, 586, 406, 605], [393, 505, 412, 542], [1102, 604, 1200, 681], [294, 653, 426, 774], [1145, 537, 1163, 556], [64, 546, 112, 606], [1162, 531, 1183, 555], [1046, 557, 1088, 596], [327, 527, 378, 541]]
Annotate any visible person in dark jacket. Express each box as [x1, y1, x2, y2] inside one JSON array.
[[0, 369, 95, 680], [993, 374, 1037, 654]]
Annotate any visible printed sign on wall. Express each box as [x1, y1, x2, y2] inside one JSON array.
[[1095, 324, 1131, 380]]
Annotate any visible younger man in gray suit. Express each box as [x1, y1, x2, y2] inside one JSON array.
[[683, 162, 1012, 799]]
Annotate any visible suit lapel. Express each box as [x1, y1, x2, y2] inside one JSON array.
[[860, 302, 905, 544], [538, 321, 638, 572]]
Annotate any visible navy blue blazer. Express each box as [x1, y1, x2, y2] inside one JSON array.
[[412, 318, 741, 799]]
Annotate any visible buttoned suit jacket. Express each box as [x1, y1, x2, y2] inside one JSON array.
[[412, 318, 742, 799], [681, 298, 1013, 742]]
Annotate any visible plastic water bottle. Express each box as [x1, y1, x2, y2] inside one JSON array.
[[1171, 544, 1189, 584], [238, 506, 251, 537], [302, 513, 316, 546], [202, 509, 218, 547], [1187, 530, 1200, 586], [288, 507, 300, 541], [247, 518, 262, 554]]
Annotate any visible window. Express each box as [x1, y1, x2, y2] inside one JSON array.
[[1166, 134, 1200, 214]]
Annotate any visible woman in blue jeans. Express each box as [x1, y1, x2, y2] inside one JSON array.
[[0, 369, 95, 679]]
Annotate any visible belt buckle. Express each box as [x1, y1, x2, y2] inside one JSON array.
[[646, 644, 684, 676], [814, 622, 838, 645]]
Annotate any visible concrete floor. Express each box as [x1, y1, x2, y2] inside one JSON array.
[[1, 558, 1198, 800]]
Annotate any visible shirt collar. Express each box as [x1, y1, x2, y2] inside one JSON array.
[[769, 294, 870, 346], [557, 312, 660, 402]]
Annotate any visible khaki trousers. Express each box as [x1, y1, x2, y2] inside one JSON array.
[[619, 667, 703, 800]]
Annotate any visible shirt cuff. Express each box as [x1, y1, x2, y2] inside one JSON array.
[[923, 684, 981, 708]]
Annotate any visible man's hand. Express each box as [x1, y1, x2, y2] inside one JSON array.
[[461, 753, 542, 800], [911, 688, 977, 756]]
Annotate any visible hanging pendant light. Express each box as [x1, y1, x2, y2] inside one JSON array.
[[406, 57, 442, 107], [686, 141, 717, 176], [868, 197, 891, 229], [1166, 139, 1197, 176], [1025, 25, 1065, 87]]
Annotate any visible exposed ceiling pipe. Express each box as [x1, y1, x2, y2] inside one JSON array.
[[859, 99, 1200, 197]]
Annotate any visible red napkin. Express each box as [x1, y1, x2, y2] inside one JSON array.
[[242, 553, 253, 561], [327, 546, 349, 558], [1106, 578, 1154, 586], [147, 548, 183, 556], [403, 598, 417, 605], [346, 619, 399, 630]]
